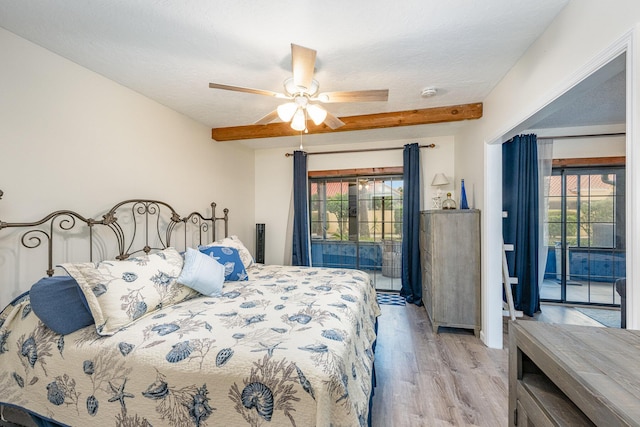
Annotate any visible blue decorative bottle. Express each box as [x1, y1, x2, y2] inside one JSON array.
[[460, 179, 469, 209]]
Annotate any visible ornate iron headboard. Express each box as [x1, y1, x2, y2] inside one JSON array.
[[0, 192, 229, 277]]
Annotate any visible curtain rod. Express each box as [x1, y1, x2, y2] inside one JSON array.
[[284, 143, 436, 157], [538, 132, 625, 140]]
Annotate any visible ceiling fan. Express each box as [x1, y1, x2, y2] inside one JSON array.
[[209, 44, 389, 133]]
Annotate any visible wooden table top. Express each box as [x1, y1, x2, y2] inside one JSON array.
[[511, 321, 640, 426]]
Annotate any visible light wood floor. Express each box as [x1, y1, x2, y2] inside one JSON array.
[[370, 302, 609, 427]]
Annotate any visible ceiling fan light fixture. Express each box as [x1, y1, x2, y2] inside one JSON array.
[[290, 108, 306, 131], [209, 44, 388, 134], [284, 77, 319, 97], [307, 104, 327, 126], [277, 102, 298, 122]]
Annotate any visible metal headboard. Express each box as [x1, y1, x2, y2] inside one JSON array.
[[0, 191, 229, 277]]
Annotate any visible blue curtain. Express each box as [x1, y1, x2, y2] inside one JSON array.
[[400, 143, 422, 305], [503, 134, 540, 316], [292, 150, 310, 266]]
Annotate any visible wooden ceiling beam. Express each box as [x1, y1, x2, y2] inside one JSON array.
[[211, 102, 483, 141]]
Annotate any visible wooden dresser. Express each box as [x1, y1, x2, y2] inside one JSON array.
[[420, 209, 480, 336], [509, 321, 640, 426]]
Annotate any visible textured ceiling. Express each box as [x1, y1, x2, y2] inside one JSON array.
[[532, 62, 626, 130], [2, 0, 609, 148]]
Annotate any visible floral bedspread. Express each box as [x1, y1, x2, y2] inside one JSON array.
[[0, 265, 380, 427]]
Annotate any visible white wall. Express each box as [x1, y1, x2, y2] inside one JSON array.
[[0, 28, 256, 306], [255, 136, 455, 265], [550, 137, 626, 159], [456, 0, 640, 347]]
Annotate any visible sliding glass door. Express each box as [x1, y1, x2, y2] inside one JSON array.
[[542, 167, 625, 305], [309, 175, 403, 291]]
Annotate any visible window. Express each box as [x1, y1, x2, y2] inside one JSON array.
[[542, 166, 625, 305], [309, 174, 403, 290]]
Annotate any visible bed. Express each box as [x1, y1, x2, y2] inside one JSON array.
[[0, 197, 380, 427]]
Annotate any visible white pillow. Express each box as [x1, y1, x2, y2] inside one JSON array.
[[178, 247, 225, 296], [202, 235, 254, 269], [60, 247, 198, 336]]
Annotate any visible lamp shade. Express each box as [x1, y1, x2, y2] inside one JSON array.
[[431, 173, 449, 186], [277, 102, 298, 122], [290, 108, 306, 131], [307, 104, 327, 126]]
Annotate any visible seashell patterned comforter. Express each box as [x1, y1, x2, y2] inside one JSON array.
[[0, 264, 381, 426]]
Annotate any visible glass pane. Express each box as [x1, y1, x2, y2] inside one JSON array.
[[327, 181, 345, 198], [371, 199, 380, 223], [591, 196, 614, 223], [359, 221, 374, 241], [579, 175, 590, 197], [390, 179, 403, 192], [589, 280, 616, 304], [566, 274, 588, 302], [376, 180, 389, 197], [578, 199, 590, 223], [548, 175, 562, 197], [325, 221, 342, 240], [547, 209, 562, 243], [309, 199, 320, 215], [591, 222, 614, 247], [358, 179, 372, 199], [565, 196, 578, 217], [565, 221, 578, 247], [592, 173, 615, 195], [548, 196, 562, 214], [578, 224, 590, 248], [359, 242, 380, 270], [565, 175, 578, 196], [310, 222, 324, 239], [540, 276, 561, 300]]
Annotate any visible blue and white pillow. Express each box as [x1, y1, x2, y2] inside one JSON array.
[[198, 246, 248, 281], [178, 247, 225, 296], [201, 235, 254, 269]]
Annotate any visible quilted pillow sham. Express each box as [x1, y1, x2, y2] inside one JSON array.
[[198, 246, 248, 282], [59, 247, 198, 336]]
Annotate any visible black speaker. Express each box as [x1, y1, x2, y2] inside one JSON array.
[[256, 223, 265, 264]]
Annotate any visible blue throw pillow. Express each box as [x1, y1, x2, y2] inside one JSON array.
[[199, 246, 248, 281], [178, 247, 225, 296], [29, 276, 94, 335]]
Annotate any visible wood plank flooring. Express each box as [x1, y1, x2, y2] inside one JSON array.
[[370, 303, 607, 427], [371, 303, 509, 426]]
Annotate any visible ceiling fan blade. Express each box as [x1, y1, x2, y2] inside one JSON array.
[[209, 82, 287, 98], [323, 111, 345, 130], [291, 44, 316, 91], [315, 89, 389, 103], [254, 110, 280, 125]]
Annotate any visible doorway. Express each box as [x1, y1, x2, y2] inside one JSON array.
[[483, 43, 633, 348]]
